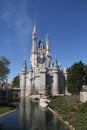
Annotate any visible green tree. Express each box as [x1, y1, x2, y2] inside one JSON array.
[[66, 61, 87, 94], [12, 75, 19, 87], [0, 56, 10, 82]]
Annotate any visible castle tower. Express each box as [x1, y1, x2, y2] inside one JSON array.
[[52, 59, 59, 96], [19, 23, 66, 98], [32, 23, 37, 53], [20, 60, 27, 97], [64, 68, 68, 95], [46, 34, 50, 55], [25, 70, 32, 97], [39, 67, 46, 95], [30, 23, 38, 72]]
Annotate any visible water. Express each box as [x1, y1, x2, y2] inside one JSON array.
[[0, 98, 68, 130]]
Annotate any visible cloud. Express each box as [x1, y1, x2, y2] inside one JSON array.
[[1, 0, 33, 50], [0, 0, 34, 82]]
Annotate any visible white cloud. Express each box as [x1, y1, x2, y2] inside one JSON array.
[[0, 0, 34, 82], [1, 0, 33, 49]]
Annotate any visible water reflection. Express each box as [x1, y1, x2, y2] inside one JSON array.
[[19, 98, 68, 130], [0, 98, 68, 130]]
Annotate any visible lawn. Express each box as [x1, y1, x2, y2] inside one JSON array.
[[49, 95, 87, 130], [0, 106, 16, 115]]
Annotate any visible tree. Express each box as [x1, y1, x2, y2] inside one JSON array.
[[12, 75, 19, 87], [0, 56, 10, 82], [66, 61, 87, 94]]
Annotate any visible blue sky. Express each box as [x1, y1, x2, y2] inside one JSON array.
[[0, 0, 87, 82]]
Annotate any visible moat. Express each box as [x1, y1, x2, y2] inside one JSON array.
[[0, 98, 68, 130]]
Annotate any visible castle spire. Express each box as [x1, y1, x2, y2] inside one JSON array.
[[21, 60, 27, 75], [30, 23, 38, 72], [23, 60, 27, 68], [54, 58, 58, 68], [32, 23, 37, 53], [46, 34, 50, 55], [46, 34, 50, 49], [32, 22, 37, 35]]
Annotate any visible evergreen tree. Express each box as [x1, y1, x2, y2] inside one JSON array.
[[0, 56, 10, 82], [66, 61, 87, 94], [12, 75, 19, 87]]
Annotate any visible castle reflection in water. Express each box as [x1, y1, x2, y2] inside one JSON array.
[[19, 98, 68, 130]]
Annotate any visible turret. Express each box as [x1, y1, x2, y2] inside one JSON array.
[[54, 58, 58, 68], [25, 69, 32, 97], [46, 34, 50, 55], [21, 60, 27, 75], [30, 23, 38, 72], [64, 68, 68, 80], [20, 60, 27, 97], [64, 68, 68, 95], [52, 58, 59, 96], [32, 23, 37, 53]]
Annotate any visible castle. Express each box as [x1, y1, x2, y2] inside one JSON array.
[[20, 24, 66, 97]]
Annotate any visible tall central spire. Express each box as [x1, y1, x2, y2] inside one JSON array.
[[46, 34, 50, 48], [32, 23, 37, 53], [46, 34, 50, 55], [30, 23, 38, 72], [32, 22, 37, 35]]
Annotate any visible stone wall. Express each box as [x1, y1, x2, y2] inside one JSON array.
[[80, 92, 87, 102]]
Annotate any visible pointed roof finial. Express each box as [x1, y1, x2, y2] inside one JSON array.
[[22, 60, 27, 68], [54, 57, 58, 69], [46, 33, 50, 49], [21, 60, 27, 74], [33, 21, 37, 34], [46, 33, 49, 43]]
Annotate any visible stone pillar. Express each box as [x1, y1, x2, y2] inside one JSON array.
[[39, 67, 46, 95], [80, 92, 87, 102], [25, 71, 32, 97], [34, 73, 40, 95], [20, 61, 27, 98], [80, 85, 87, 102], [64, 68, 68, 95], [52, 69, 59, 96], [20, 74, 26, 97]]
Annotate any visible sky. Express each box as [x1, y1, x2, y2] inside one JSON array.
[[0, 0, 87, 82]]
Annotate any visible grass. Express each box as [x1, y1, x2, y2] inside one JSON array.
[[0, 106, 16, 115], [49, 95, 87, 130]]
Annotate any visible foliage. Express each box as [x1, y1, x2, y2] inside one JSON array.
[[0, 56, 10, 82], [12, 91, 19, 101], [0, 106, 15, 115], [78, 101, 87, 113], [66, 61, 87, 94], [49, 96, 87, 130], [12, 75, 19, 87]]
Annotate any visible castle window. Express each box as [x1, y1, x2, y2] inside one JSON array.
[[38, 40, 44, 50]]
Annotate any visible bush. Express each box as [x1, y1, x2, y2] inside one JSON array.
[[49, 95, 87, 129]]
